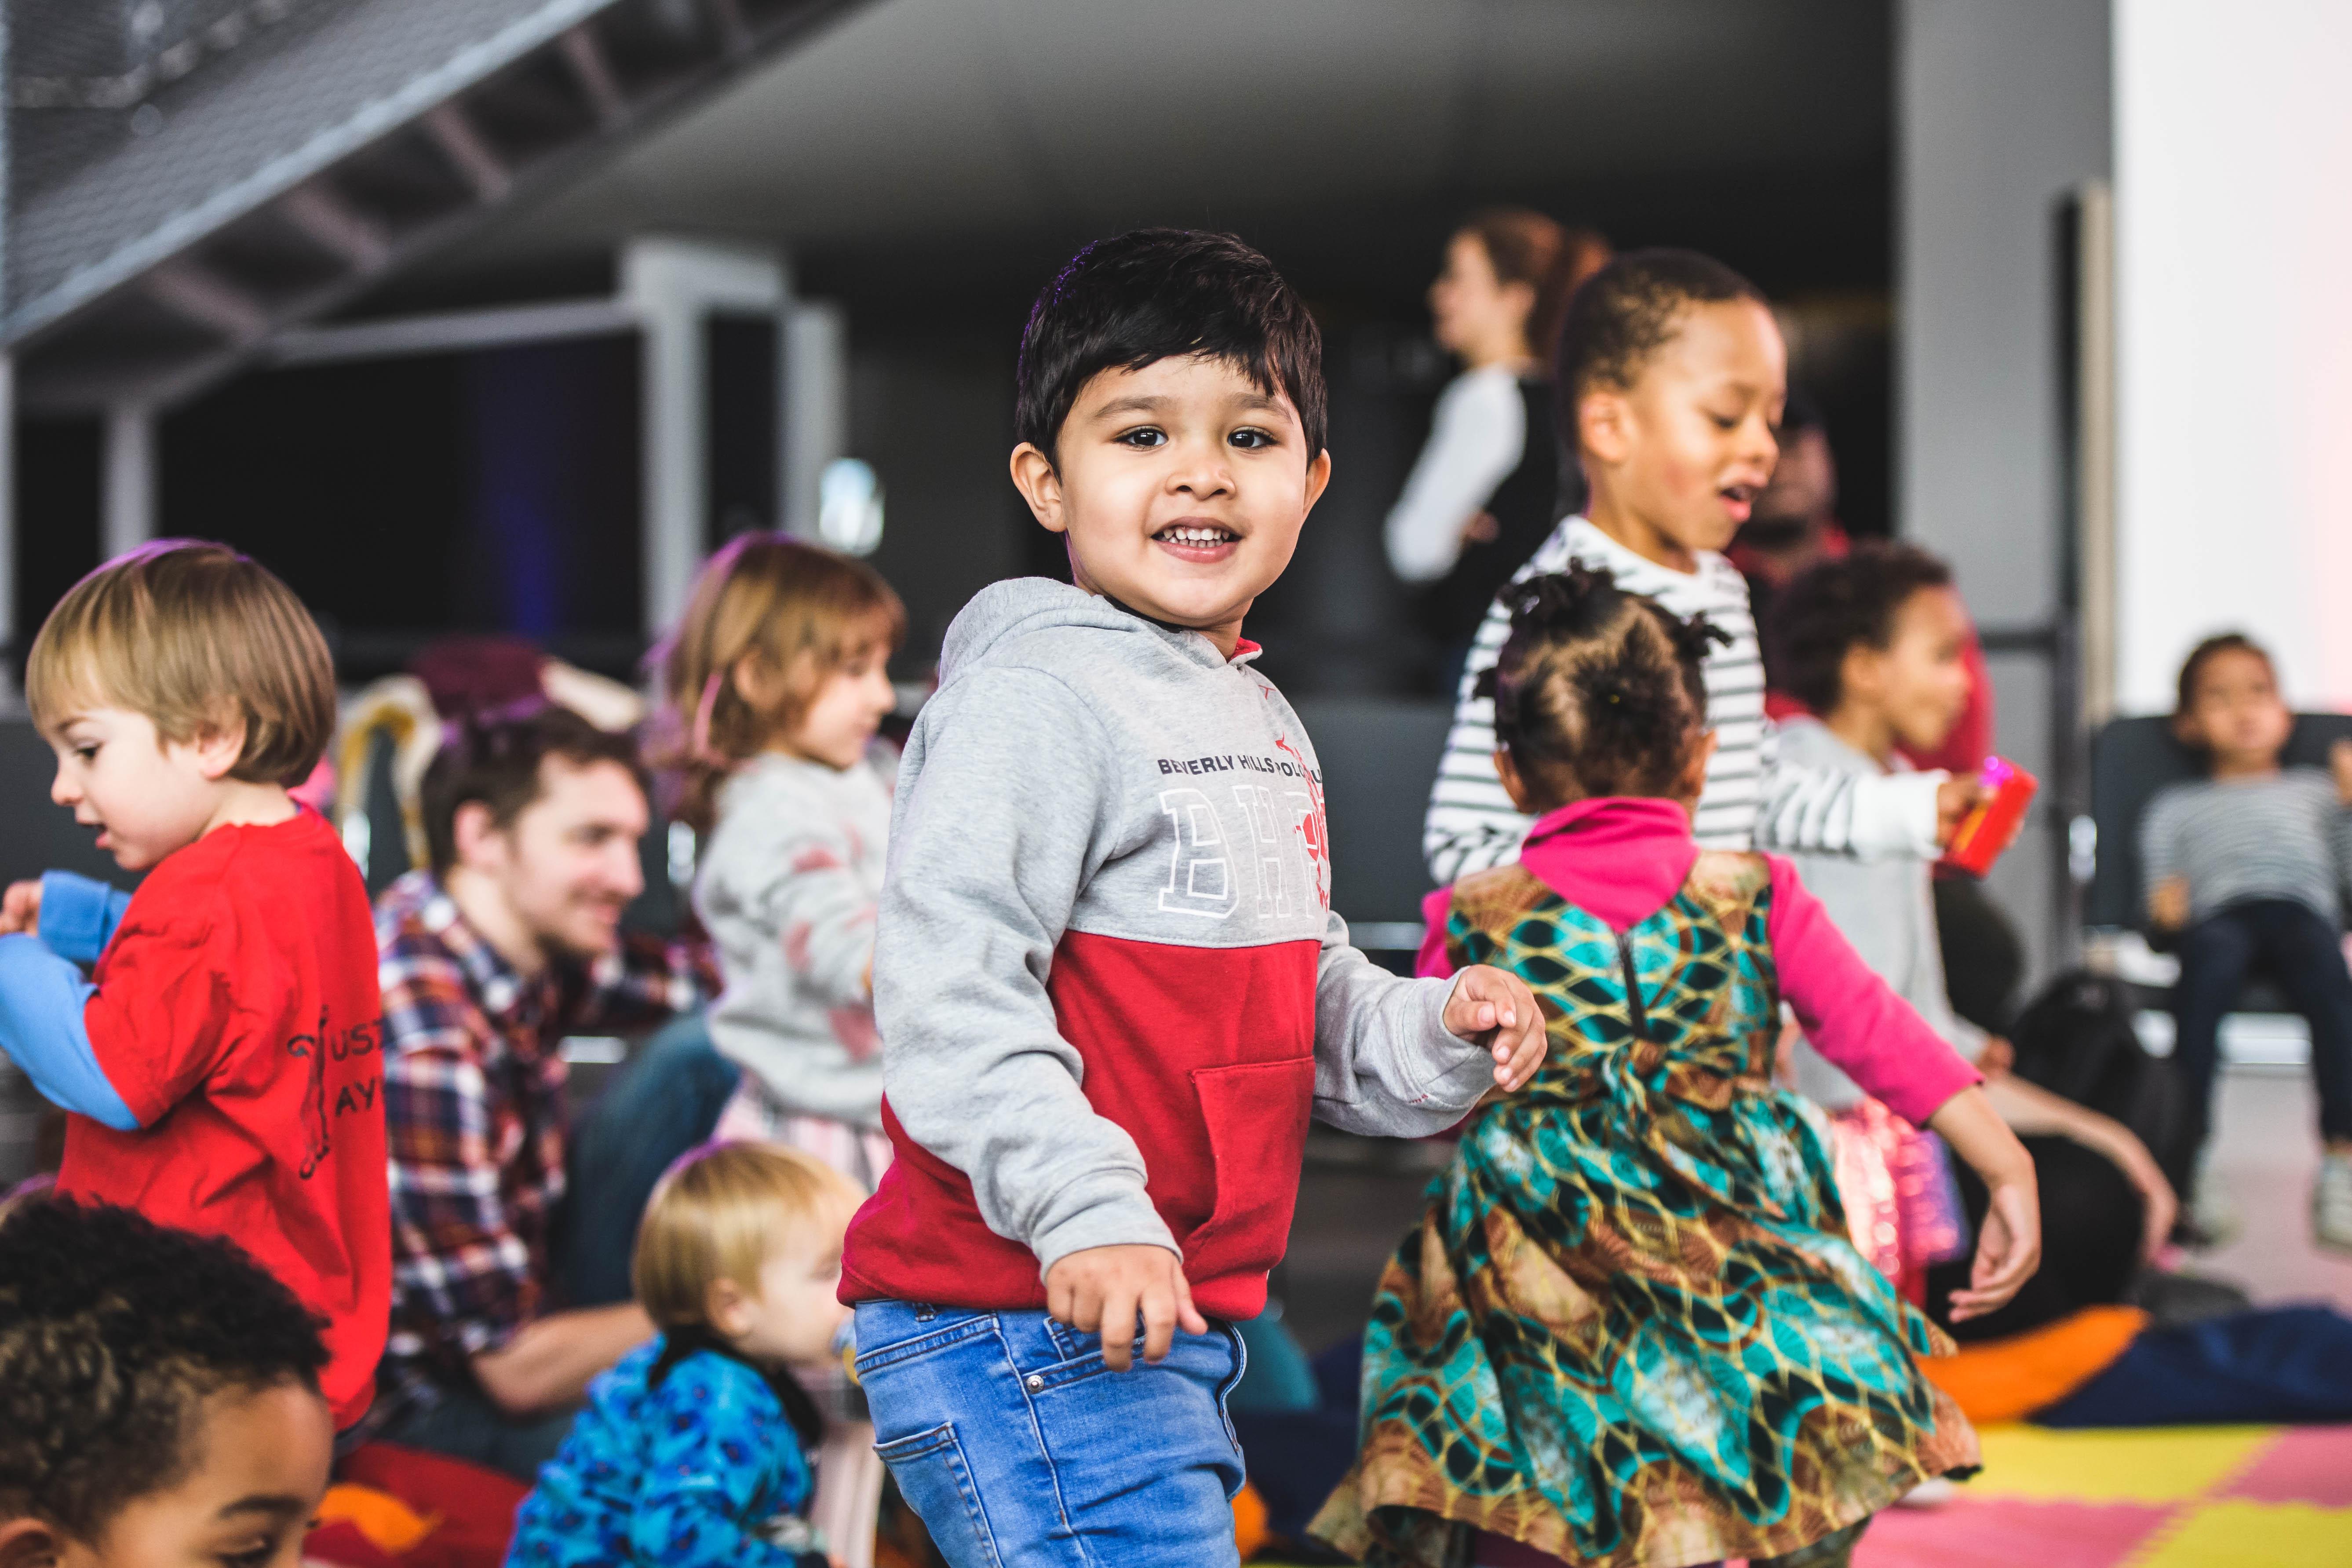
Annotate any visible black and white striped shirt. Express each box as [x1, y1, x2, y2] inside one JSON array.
[[1422, 518, 1945, 882], [2141, 770, 2352, 926]]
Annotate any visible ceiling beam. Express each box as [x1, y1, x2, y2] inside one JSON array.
[[277, 183, 392, 271], [144, 260, 270, 344], [559, 26, 627, 127], [422, 102, 511, 202]]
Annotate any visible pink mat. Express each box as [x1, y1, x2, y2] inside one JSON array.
[[1852, 1498, 2174, 1568], [2217, 1424, 2352, 1507]]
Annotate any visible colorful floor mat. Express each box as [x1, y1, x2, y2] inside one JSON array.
[[1252, 1426, 2352, 1567], [1853, 1423, 2352, 1568]]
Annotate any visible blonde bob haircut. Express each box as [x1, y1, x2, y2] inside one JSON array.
[[26, 540, 336, 787], [647, 532, 904, 833], [632, 1141, 861, 1330]]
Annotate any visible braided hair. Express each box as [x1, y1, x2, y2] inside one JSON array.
[[1477, 565, 1726, 809]]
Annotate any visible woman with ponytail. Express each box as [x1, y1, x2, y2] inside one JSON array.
[[1316, 567, 2042, 1568], [648, 533, 905, 1189], [1385, 211, 1611, 659]]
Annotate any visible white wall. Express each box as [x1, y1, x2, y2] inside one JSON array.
[[2114, 1, 2352, 713]]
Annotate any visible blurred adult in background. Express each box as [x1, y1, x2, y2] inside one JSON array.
[[1743, 393, 2020, 1034], [1731, 389, 1848, 657], [1384, 211, 1610, 668], [369, 707, 723, 1480]]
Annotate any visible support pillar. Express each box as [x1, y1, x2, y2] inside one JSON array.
[[103, 402, 157, 561], [1897, 0, 2112, 983], [622, 236, 786, 635]]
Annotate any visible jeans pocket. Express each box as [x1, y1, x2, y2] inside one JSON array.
[[873, 1422, 1003, 1568]]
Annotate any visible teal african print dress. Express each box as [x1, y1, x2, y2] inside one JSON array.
[[1312, 853, 1977, 1568]]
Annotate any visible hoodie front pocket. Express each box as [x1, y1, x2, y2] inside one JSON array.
[[1180, 1056, 1316, 1280]]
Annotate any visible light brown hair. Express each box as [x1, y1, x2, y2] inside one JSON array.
[[647, 533, 905, 831], [25, 540, 336, 786], [1460, 208, 1613, 369], [632, 1141, 860, 1330]]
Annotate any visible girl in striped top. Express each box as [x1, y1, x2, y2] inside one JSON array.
[[1422, 250, 1985, 882]]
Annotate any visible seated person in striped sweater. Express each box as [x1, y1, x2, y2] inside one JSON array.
[[1421, 249, 1988, 883], [2142, 632, 2352, 1251]]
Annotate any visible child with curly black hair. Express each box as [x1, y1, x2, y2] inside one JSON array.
[[1422, 250, 1990, 886], [0, 1198, 334, 1568], [1317, 566, 2041, 1568]]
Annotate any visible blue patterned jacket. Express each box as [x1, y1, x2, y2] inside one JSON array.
[[506, 1336, 824, 1568]]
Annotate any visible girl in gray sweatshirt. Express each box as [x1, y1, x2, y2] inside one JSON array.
[[651, 533, 908, 1190]]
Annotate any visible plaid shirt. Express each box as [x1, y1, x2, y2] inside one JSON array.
[[372, 871, 713, 1429]]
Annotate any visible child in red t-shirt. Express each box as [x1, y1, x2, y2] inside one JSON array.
[[0, 540, 388, 1428]]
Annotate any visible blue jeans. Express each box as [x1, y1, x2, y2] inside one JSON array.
[[852, 1301, 1247, 1567], [558, 1011, 741, 1308], [2168, 898, 2352, 1192]]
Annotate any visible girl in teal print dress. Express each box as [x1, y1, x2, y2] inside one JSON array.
[[1314, 569, 2042, 1568]]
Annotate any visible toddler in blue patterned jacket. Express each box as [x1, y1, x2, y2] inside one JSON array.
[[506, 1142, 858, 1568]]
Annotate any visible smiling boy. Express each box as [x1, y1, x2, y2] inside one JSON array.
[[841, 230, 1548, 1567]]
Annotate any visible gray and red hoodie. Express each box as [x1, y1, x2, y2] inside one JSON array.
[[841, 578, 1493, 1319]]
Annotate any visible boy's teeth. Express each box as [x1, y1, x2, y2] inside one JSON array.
[[1164, 526, 1233, 544]]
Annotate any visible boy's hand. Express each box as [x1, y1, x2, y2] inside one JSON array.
[[2148, 876, 2190, 932], [0, 879, 40, 936], [1043, 1244, 1206, 1371], [1444, 965, 1548, 1092], [1974, 1036, 2015, 1078], [1934, 776, 1989, 848], [2331, 738, 2352, 804]]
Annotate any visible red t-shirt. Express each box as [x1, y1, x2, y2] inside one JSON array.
[[57, 809, 390, 1427]]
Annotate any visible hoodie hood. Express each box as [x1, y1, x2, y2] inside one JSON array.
[[938, 577, 1236, 687]]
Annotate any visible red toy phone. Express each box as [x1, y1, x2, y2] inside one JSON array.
[[1940, 755, 2037, 877]]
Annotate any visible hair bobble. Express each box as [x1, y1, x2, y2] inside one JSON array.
[[1667, 612, 1733, 667]]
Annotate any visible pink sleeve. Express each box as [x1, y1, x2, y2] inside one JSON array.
[[1764, 855, 1980, 1126], [1414, 886, 1457, 980]]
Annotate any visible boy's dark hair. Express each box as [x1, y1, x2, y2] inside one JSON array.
[[0, 1200, 327, 1542], [1553, 248, 1767, 456], [2174, 632, 2273, 723], [1767, 541, 1954, 716], [1015, 229, 1327, 462], [421, 703, 645, 877], [1476, 566, 1726, 806]]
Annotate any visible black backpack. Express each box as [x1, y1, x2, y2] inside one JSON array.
[[2007, 968, 2181, 1164]]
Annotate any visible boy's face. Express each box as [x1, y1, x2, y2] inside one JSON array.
[[44, 706, 242, 872], [44, 1379, 332, 1568], [1010, 354, 1331, 657], [1582, 297, 1786, 559], [1840, 586, 1973, 754], [2182, 646, 2291, 768]]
